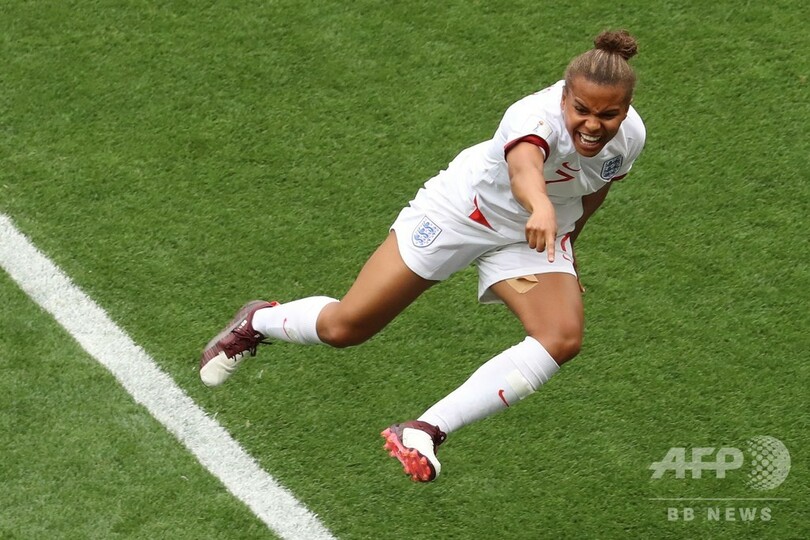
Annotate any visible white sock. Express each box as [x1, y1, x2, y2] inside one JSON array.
[[251, 296, 337, 345], [418, 336, 560, 434]]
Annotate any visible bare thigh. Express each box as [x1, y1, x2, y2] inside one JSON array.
[[317, 231, 436, 346], [489, 272, 584, 363]]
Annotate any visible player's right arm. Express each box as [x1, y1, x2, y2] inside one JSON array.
[[506, 141, 557, 262]]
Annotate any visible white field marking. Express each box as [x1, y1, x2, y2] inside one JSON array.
[[0, 214, 336, 540]]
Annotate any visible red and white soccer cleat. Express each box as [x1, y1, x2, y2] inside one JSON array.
[[381, 420, 447, 482], [199, 300, 278, 387]]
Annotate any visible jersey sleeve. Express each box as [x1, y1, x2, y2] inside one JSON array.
[[498, 94, 559, 161], [612, 107, 646, 181]]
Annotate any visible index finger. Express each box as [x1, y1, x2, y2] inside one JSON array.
[[545, 231, 556, 262]]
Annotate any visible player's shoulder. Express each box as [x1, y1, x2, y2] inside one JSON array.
[[623, 104, 646, 141], [502, 81, 565, 130]]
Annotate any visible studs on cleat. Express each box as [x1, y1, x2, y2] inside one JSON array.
[[381, 423, 444, 482]]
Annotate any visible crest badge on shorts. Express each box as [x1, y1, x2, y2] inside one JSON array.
[[412, 216, 442, 247], [600, 155, 623, 180]]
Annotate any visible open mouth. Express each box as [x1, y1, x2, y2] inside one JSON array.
[[578, 132, 601, 146]]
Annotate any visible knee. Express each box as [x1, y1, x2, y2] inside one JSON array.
[[551, 333, 582, 364], [318, 321, 372, 348], [529, 324, 582, 364]]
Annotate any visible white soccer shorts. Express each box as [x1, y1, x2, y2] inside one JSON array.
[[391, 188, 577, 304]]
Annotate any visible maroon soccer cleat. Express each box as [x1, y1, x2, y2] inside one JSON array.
[[381, 420, 447, 482], [199, 300, 278, 387]]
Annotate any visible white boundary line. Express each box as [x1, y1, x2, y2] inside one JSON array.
[[0, 214, 335, 540]]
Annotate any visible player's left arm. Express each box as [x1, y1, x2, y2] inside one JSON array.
[[573, 108, 644, 243], [570, 181, 613, 245], [571, 110, 645, 285], [568, 182, 614, 293]]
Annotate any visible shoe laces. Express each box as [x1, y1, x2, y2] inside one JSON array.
[[432, 428, 447, 447], [225, 324, 270, 358]]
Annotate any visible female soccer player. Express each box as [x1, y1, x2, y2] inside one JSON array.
[[200, 29, 646, 482]]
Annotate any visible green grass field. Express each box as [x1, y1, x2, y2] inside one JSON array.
[[1, 1, 808, 538]]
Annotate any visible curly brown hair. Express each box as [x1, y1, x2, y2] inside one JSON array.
[[564, 30, 639, 101]]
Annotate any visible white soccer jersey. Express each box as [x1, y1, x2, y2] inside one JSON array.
[[424, 80, 646, 240]]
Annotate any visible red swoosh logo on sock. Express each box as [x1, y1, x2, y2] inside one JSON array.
[[498, 389, 510, 407]]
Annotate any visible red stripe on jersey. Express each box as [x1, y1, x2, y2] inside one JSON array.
[[469, 196, 494, 229], [504, 134, 549, 161]]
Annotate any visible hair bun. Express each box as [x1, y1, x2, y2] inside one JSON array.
[[594, 30, 638, 60]]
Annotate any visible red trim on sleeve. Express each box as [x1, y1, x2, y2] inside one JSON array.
[[504, 134, 549, 161]]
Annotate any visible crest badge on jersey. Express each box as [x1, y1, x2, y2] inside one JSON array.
[[600, 155, 624, 180], [412, 216, 442, 247]]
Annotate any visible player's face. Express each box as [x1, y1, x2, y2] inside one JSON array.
[[561, 77, 630, 157]]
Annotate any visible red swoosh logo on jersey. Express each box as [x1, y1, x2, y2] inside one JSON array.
[[498, 389, 510, 407], [562, 161, 581, 172]]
